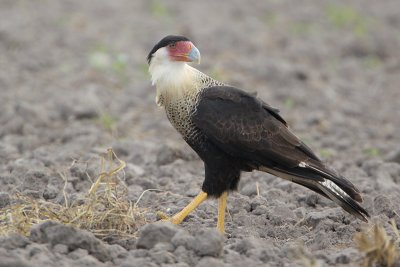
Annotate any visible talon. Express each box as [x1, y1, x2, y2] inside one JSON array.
[[167, 191, 208, 225], [156, 211, 171, 221]]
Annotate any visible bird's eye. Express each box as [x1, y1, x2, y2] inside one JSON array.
[[169, 43, 176, 48]]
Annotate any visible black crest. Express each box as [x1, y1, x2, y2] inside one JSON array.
[[147, 35, 190, 64]]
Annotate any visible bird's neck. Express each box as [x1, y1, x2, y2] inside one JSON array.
[[149, 62, 202, 106]]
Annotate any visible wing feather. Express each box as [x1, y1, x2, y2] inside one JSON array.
[[193, 86, 365, 207], [193, 86, 318, 168]]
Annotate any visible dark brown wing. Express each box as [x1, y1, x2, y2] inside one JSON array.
[[194, 86, 320, 169], [193, 86, 369, 221]]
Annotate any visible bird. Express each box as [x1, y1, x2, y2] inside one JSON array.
[[147, 35, 369, 233]]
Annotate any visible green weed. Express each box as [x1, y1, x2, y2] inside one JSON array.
[[149, 0, 170, 18], [88, 45, 130, 85], [284, 97, 295, 108], [289, 22, 317, 35], [326, 5, 370, 38], [263, 13, 278, 26], [98, 113, 117, 132], [319, 149, 334, 159], [364, 148, 380, 157], [363, 55, 382, 69]]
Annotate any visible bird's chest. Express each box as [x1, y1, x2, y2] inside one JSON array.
[[164, 92, 199, 138]]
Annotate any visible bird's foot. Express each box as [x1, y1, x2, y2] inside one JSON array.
[[156, 211, 184, 225], [156, 211, 172, 222]]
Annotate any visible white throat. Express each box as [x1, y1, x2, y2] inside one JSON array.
[[149, 59, 188, 87], [149, 48, 199, 106]]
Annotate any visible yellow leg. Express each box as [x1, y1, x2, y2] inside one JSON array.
[[170, 191, 208, 225], [217, 191, 228, 234]]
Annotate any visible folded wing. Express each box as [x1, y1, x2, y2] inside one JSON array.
[[193, 86, 369, 221]]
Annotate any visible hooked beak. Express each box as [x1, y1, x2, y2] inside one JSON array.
[[169, 41, 201, 64], [187, 45, 201, 64]]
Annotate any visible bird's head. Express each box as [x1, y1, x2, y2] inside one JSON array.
[[147, 35, 201, 66]]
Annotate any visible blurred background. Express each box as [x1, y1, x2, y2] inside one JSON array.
[[1, 1, 400, 265], [0, 0, 399, 166]]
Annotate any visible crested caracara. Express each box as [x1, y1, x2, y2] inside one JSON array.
[[147, 35, 369, 233]]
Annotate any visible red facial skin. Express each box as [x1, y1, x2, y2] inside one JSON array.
[[167, 41, 193, 62]]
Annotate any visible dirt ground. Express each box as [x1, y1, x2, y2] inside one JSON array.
[[1, 0, 400, 266]]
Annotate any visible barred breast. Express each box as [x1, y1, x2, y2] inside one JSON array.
[[164, 90, 200, 139], [163, 71, 224, 141]]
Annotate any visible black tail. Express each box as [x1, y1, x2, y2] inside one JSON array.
[[316, 179, 369, 222], [259, 165, 370, 222]]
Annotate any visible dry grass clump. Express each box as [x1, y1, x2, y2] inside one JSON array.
[[0, 148, 147, 240], [354, 220, 400, 267]]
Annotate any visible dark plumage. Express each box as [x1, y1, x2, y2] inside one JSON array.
[[192, 86, 368, 221], [148, 35, 369, 232]]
